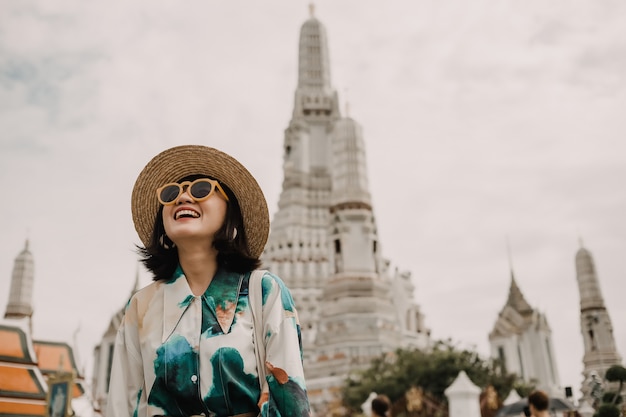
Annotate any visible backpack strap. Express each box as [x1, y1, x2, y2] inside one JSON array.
[[249, 269, 267, 389]]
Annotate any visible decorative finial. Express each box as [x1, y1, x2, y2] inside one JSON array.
[[72, 323, 82, 369], [343, 87, 350, 118], [506, 236, 514, 278], [58, 355, 65, 372], [309, 3, 315, 17]]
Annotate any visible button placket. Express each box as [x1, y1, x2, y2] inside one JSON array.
[[193, 296, 202, 387], [194, 295, 212, 417]]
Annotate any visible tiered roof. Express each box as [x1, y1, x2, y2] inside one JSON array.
[[0, 320, 47, 417], [34, 340, 86, 398]]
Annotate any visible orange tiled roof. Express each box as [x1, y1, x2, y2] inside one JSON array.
[[33, 342, 77, 375], [33, 341, 85, 398], [0, 322, 48, 417], [0, 325, 37, 364], [0, 399, 46, 417], [0, 365, 46, 398]]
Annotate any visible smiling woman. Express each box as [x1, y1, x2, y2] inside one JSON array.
[[106, 145, 311, 417]]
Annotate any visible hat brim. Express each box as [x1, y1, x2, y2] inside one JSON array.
[[131, 145, 269, 258]]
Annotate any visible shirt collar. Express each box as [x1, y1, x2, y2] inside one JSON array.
[[162, 265, 244, 341], [202, 269, 244, 334]]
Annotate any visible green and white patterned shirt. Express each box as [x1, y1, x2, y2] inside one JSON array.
[[106, 267, 310, 417]]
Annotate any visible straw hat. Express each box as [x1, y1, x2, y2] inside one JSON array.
[[131, 145, 269, 258]]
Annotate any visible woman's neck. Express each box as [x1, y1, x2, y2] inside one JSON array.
[[177, 244, 219, 296]]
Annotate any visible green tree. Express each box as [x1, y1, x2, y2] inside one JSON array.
[[512, 380, 536, 399], [604, 365, 626, 405], [341, 340, 524, 413], [596, 403, 620, 417], [601, 392, 622, 405]]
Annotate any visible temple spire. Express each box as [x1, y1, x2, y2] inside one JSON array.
[[506, 275, 533, 314], [489, 246, 561, 393], [504, 237, 531, 313], [4, 240, 36, 334], [506, 236, 514, 274], [575, 243, 622, 402], [297, 7, 332, 90], [261, 10, 430, 413]]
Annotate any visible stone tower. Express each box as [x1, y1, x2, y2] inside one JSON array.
[[575, 243, 622, 400], [489, 270, 561, 395], [261, 7, 430, 413], [261, 5, 340, 356], [4, 240, 35, 333]]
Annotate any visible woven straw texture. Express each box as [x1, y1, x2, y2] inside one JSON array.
[[131, 145, 269, 258]]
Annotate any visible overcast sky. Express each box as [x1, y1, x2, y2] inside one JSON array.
[[1, 0, 625, 402]]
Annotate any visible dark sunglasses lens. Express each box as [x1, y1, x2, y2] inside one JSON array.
[[190, 181, 214, 199], [160, 185, 181, 203]]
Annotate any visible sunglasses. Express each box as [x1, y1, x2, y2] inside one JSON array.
[[156, 178, 230, 205]]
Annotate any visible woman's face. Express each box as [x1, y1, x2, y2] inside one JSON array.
[[161, 178, 228, 248]]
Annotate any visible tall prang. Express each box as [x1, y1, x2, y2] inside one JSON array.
[[260, 7, 430, 413], [4, 240, 35, 333], [575, 243, 623, 401], [261, 5, 340, 355]]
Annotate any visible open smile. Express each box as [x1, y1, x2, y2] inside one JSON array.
[[174, 209, 200, 220]]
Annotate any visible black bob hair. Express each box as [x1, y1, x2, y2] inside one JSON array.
[[137, 174, 262, 281]]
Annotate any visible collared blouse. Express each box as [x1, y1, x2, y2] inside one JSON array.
[[106, 267, 310, 417]]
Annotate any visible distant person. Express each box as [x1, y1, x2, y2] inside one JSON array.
[[480, 385, 499, 417], [371, 394, 392, 417], [528, 390, 550, 417], [106, 145, 310, 417]]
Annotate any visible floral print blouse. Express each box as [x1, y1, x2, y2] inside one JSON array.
[[106, 267, 310, 417]]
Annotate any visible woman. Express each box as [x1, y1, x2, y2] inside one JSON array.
[[107, 145, 310, 417]]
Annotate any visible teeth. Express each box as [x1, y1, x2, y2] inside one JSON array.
[[175, 210, 200, 220]]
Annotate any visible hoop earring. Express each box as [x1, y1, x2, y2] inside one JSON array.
[[159, 234, 176, 250], [230, 227, 238, 241]]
